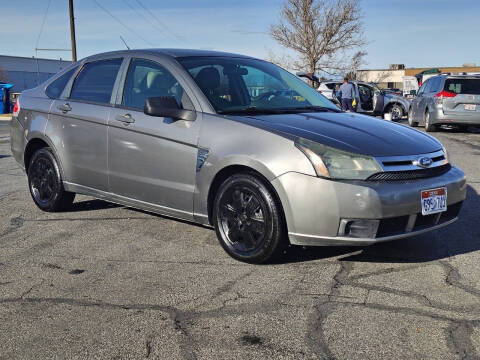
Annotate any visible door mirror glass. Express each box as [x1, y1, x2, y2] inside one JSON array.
[[144, 96, 196, 121]]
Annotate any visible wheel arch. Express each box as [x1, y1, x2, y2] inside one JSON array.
[[206, 165, 288, 234], [24, 136, 66, 180], [384, 100, 406, 115]]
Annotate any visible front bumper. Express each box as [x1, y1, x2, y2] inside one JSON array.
[[271, 166, 466, 246]]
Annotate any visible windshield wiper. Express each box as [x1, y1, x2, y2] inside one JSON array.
[[278, 106, 342, 113], [217, 107, 284, 115]]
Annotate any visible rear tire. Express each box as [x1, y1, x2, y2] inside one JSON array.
[[212, 173, 286, 264], [27, 148, 75, 212], [424, 110, 437, 132], [408, 108, 418, 127]]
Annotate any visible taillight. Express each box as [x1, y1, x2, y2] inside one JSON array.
[[434, 90, 456, 98], [434, 90, 456, 104], [12, 99, 20, 117]]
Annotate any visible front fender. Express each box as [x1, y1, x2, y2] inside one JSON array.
[[192, 113, 315, 223]]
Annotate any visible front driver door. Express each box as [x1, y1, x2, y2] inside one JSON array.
[[108, 57, 201, 219]]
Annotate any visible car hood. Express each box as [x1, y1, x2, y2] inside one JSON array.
[[385, 92, 410, 104], [233, 112, 441, 156]]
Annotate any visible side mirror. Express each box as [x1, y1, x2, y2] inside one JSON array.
[[410, 90, 417, 96], [144, 96, 196, 121]]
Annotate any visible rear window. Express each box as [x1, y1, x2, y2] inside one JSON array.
[[444, 78, 480, 95], [46, 67, 78, 99], [70, 58, 122, 104]]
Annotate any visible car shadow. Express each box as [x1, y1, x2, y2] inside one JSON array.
[[70, 199, 123, 212], [275, 185, 479, 264]]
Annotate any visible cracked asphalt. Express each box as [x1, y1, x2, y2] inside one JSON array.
[[0, 120, 479, 359]]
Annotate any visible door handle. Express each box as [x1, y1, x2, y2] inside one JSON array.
[[115, 113, 135, 124], [57, 103, 72, 113]]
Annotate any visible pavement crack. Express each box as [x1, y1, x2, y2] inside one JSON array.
[[446, 322, 479, 360], [440, 260, 480, 298], [145, 336, 152, 358], [306, 261, 354, 360]]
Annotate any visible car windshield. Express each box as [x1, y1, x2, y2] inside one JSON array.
[[177, 56, 339, 114]]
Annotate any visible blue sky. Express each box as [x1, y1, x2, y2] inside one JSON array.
[[1, 0, 479, 69]]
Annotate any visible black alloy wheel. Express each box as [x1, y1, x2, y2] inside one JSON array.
[[213, 173, 285, 263], [27, 148, 75, 212]]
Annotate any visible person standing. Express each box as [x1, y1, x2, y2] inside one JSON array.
[[338, 78, 356, 112]]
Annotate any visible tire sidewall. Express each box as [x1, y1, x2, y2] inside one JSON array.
[[408, 108, 416, 126], [390, 104, 403, 121], [213, 174, 283, 263], [27, 148, 65, 211]]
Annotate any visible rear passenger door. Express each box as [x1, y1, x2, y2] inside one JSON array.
[[108, 57, 201, 219], [48, 57, 123, 192]]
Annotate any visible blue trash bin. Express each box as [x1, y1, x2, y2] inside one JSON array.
[[0, 83, 14, 114]]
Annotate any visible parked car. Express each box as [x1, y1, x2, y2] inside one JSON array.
[[408, 74, 480, 131], [318, 80, 410, 120], [11, 49, 466, 263]]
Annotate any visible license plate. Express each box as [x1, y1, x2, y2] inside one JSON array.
[[464, 104, 476, 111], [421, 187, 447, 215]]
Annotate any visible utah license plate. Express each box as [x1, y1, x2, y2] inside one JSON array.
[[464, 104, 476, 111], [421, 187, 447, 215]]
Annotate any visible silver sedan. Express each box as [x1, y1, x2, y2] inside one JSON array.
[[10, 49, 466, 263]]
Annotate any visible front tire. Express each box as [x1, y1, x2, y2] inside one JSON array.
[[27, 148, 75, 212], [213, 173, 285, 264], [424, 110, 437, 132]]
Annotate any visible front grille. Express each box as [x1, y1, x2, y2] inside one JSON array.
[[375, 201, 463, 238], [367, 163, 451, 181], [376, 216, 409, 237]]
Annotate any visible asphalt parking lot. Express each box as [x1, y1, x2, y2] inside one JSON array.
[[0, 120, 479, 360]]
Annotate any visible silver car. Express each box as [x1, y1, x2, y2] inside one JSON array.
[[318, 80, 410, 120], [10, 49, 466, 263], [408, 74, 480, 131]]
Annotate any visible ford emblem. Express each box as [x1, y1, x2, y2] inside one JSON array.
[[415, 157, 432, 168]]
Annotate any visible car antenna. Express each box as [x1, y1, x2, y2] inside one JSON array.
[[120, 36, 131, 50]]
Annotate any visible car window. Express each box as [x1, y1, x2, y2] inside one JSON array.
[[70, 58, 122, 104], [122, 58, 194, 110], [178, 56, 337, 113], [46, 66, 78, 99], [444, 78, 480, 95], [418, 81, 428, 95], [428, 77, 441, 93]]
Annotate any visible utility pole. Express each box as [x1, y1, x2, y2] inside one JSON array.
[[69, 0, 77, 62]]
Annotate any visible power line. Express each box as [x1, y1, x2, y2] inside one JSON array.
[[133, 0, 185, 42], [122, 0, 166, 40], [92, 0, 155, 47], [35, 0, 53, 50]]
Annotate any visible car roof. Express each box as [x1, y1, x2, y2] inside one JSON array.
[[80, 48, 254, 62]]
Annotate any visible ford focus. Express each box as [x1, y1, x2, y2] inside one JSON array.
[[10, 49, 466, 263]]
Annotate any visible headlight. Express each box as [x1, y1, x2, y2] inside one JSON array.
[[442, 146, 449, 163], [295, 137, 382, 180]]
